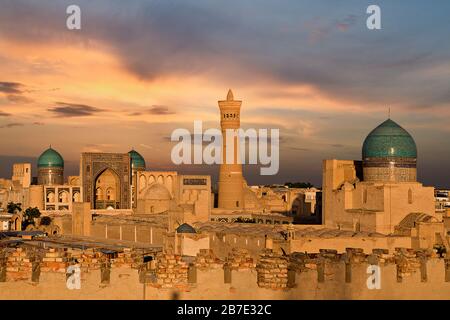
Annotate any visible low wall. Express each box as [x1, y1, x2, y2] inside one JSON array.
[[290, 236, 412, 254], [0, 267, 143, 300], [2, 246, 450, 300], [0, 246, 149, 300], [145, 248, 450, 300]]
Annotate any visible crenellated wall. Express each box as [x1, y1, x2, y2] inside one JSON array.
[[2, 246, 450, 299]]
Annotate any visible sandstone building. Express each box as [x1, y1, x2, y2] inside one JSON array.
[[1, 92, 450, 300], [322, 118, 437, 235]]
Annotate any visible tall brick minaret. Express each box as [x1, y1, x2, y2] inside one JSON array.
[[218, 89, 245, 209]]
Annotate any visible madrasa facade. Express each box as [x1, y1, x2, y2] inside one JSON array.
[[0, 146, 212, 229]]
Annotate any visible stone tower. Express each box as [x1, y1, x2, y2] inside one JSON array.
[[218, 89, 245, 209]]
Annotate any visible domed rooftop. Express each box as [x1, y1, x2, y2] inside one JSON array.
[[37, 147, 64, 168], [128, 149, 146, 170], [143, 183, 171, 200], [362, 119, 417, 159], [176, 223, 196, 234]]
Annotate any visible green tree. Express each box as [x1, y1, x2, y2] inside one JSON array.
[[7, 202, 22, 214], [22, 207, 41, 229], [284, 182, 314, 188], [39, 216, 52, 226]]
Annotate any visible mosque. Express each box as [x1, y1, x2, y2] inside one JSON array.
[[0, 144, 212, 233], [322, 118, 438, 235], [0, 91, 443, 251]]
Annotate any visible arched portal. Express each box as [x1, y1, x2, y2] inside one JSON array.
[[59, 190, 69, 203], [139, 175, 147, 192], [166, 175, 173, 194], [14, 217, 20, 230], [94, 168, 120, 209], [73, 191, 80, 202], [46, 191, 55, 203]]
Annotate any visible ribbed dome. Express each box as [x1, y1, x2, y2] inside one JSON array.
[[37, 147, 64, 168], [128, 149, 146, 170], [143, 183, 171, 200], [176, 223, 196, 234], [362, 119, 417, 159]]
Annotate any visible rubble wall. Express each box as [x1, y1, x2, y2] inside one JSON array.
[[2, 246, 450, 300]]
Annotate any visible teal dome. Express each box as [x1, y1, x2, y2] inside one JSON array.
[[37, 147, 64, 168], [176, 223, 196, 234], [362, 119, 417, 159], [128, 149, 146, 170]]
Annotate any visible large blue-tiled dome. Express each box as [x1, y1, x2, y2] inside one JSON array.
[[362, 119, 417, 159], [37, 147, 64, 168]]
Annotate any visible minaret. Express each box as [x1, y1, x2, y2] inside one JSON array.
[[218, 89, 245, 209]]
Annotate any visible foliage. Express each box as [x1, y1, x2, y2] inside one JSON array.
[[7, 202, 22, 214], [284, 182, 314, 188], [434, 244, 446, 258], [39, 216, 53, 226], [22, 207, 41, 229], [235, 217, 256, 223]]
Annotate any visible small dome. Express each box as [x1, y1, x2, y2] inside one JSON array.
[[128, 149, 146, 171], [176, 223, 196, 234], [143, 183, 171, 200], [362, 119, 417, 159], [398, 212, 438, 229], [37, 147, 64, 168]]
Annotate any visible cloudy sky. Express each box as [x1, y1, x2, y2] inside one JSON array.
[[0, 0, 449, 187]]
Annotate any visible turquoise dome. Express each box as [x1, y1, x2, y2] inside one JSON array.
[[362, 119, 417, 159], [176, 223, 196, 234], [37, 147, 64, 168], [128, 149, 146, 170]]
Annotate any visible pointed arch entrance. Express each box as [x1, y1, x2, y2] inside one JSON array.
[[94, 168, 120, 209]]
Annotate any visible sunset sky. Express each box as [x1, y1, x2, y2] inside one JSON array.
[[0, 0, 449, 187]]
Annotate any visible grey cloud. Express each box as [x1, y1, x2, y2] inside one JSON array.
[[0, 123, 24, 128], [0, 82, 23, 94], [130, 105, 176, 116], [335, 14, 357, 31], [1, 1, 450, 112], [0, 82, 34, 104], [147, 105, 175, 115], [7, 94, 34, 104], [48, 102, 105, 117], [308, 14, 358, 42]]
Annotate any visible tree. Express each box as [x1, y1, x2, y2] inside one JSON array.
[[235, 217, 256, 223], [22, 207, 41, 229], [7, 202, 22, 214], [40, 216, 53, 226], [284, 182, 314, 188]]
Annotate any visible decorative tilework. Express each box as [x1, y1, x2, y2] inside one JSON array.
[[362, 119, 417, 159]]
